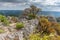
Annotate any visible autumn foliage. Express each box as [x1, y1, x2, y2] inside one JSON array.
[[38, 16, 56, 34]]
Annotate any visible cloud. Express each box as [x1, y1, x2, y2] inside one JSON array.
[[0, 0, 60, 11], [42, 0, 56, 5], [0, 0, 28, 3], [34, 0, 60, 11], [0, 2, 29, 10], [29, 0, 41, 2], [29, 0, 60, 6]]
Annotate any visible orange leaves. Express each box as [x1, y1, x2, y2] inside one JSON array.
[[38, 16, 60, 35], [38, 16, 56, 34], [47, 22, 51, 27], [47, 27, 55, 33], [39, 17, 51, 28]]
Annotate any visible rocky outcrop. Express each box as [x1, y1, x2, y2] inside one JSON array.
[[0, 30, 23, 40], [23, 19, 39, 38], [0, 18, 39, 40]]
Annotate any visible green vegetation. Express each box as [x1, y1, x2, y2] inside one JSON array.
[[28, 13, 36, 20], [16, 22, 24, 29], [11, 16, 18, 23], [42, 35, 49, 40], [0, 29, 5, 33], [23, 5, 41, 20], [28, 33, 41, 40], [23, 5, 60, 40], [0, 5, 60, 40], [0, 15, 9, 25], [54, 23, 60, 35], [28, 33, 60, 40], [38, 17, 55, 34], [28, 33, 50, 40], [30, 5, 41, 14]]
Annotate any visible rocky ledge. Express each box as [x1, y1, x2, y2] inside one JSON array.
[[0, 18, 39, 40]]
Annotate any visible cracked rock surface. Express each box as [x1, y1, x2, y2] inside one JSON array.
[[0, 19, 39, 40]]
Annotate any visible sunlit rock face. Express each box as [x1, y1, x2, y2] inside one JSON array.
[[0, 22, 24, 40], [0, 18, 39, 40], [0, 30, 24, 40], [22, 19, 39, 38]]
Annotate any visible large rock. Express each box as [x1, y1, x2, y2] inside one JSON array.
[[0, 18, 39, 40], [22, 19, 39, 38], [0, 30, 24, 40]]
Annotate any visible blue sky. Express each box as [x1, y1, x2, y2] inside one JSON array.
[[0, 0, 60, 11]]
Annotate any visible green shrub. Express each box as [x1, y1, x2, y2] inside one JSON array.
[[16, 22, 24, 29], [28, 13, 36, 20], [0, 29, 5, 33], [28, 33, 59, 40], [28, 33, 51, 40], [0, 15, 9, 25], [11, 16, 18, 23], [42, 35, 49, 40], [3, 19, 9, 26], [28, 33, 41, 40]]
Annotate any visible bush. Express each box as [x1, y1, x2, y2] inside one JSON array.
[[28, 13, 36, 20], [38, 17, 56, 34], [11, 16, 18, 23], [28, 33, 50, 40], [28, 33, 41, 40], [3, 19, 9, 26], [0, 29, 5, 33], [16, 22, 24, 29], [28, 32, 58, 40], [54, 23, 60, 35], [0, 15, 9, 25], [42, 35, 49, 40]]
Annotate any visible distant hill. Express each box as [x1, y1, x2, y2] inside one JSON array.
[[38, 11, 60, 17], [0, 10, 23, 16], [0, 10, 60, 17]]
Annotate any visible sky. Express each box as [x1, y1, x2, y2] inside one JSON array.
[[0, 0, 60, 11]]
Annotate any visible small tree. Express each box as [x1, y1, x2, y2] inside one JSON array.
[[24, 5, 41, 15], [30, 5, 41, 15], [23, 5, 41, 20]]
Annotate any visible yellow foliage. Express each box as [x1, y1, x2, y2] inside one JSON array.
[[28, 33, 41, 40], [38, 16, 56, 34]]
